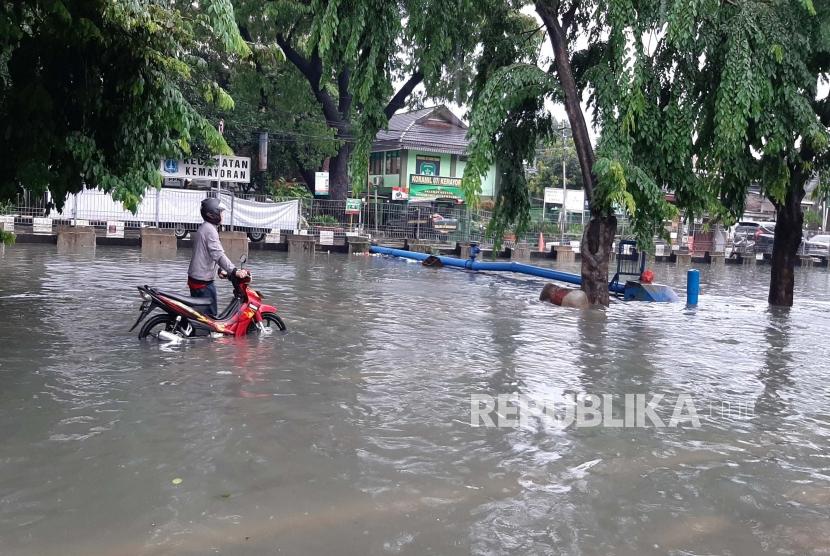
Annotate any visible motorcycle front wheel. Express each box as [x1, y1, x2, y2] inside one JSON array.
[[138, 314, 182, 340], [248, 312, 286, 335]]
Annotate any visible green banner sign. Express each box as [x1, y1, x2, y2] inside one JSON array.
[[409, 174, 465, 201]]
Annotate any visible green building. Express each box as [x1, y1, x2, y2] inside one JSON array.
[[369, 105, 498, 203]]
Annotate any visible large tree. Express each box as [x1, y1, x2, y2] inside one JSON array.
[[185, 33, 339, 194], [463, 0, 678, 305], [236, 0, 483, 200], [0, 0, 249, 210], [687, 0, 830, 306]]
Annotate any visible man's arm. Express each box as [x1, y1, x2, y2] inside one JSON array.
[[205, 226, 235, 273]]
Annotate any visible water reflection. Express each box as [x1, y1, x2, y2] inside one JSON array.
[[1, 245, 830, 555], [754, 308, 795, 418]]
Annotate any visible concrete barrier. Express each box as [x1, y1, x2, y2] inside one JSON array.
[[554, 245, 576, 263], [140, 228, 176, 259], [287, 234, 317, 255], [675, 252, 692, 266], [347, 236, 370, 254], [219, 231, 248, 263], [511, 242, 531, 261], [57, 226, 96, 254]]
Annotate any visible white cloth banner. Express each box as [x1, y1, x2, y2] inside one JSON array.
[[50, 189, 300, 231]]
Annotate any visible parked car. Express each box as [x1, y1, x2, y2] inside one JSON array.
[[384, 200, 462, 240], [803, 234, 830, 257], [731, 221, 776, 255]]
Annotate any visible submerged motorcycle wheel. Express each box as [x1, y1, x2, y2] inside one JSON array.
[[138, 314, 181, 340], [248, 312, 286, 335]]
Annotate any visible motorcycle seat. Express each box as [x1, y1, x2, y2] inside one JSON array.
[[156, 290, 213, 308]]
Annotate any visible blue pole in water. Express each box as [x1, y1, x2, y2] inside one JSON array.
[[687, 269, 700, 306]]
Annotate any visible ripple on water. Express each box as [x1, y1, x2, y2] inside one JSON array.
[[0, 244, 829, 555]]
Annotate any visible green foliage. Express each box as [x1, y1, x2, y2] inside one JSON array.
[[689, 0, 830, 217], [804, 210, 822, 229], [0, 1, 247, 211], [465, 1, 684, 249], [0, 229, 14, 246], [269, 178, 313, 200], [527, 126, 584, 198], [313, 214, 339, 226], [183, 25, 339, 194], [249, 0, 487, 198], [461, 62, 557, 247]]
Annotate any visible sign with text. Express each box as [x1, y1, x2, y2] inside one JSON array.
[[315, 172, 329, 195], [33, 217, 52, 234], [106, 221, 124, 238], [0, 215, 14, 232], [543, 187, 585, 212], [345, 198, 362, 215], [160, 156, 251, 183], [409, 174, 464, 202], [319, 229, 335, 245], [416, 155, 441, 176]]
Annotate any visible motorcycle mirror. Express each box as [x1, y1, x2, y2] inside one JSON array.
[[239, 254, 247, 266]]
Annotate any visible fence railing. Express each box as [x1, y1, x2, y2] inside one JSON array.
[[6, 188, 645, 248]]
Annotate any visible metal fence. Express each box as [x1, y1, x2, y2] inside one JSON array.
[[5, 187, 645, 248]]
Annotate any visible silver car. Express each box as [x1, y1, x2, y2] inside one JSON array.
[[804, 234, 830, 257]]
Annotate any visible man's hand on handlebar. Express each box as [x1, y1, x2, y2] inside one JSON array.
[[217, 268, 250, 280]]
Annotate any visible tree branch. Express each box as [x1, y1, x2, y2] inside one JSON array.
[[561, 0, 580, 34], [337, 68, 352, 116], [384, 70, 424, 119], [276, 34, 343, 126]]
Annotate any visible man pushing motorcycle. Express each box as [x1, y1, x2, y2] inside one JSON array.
[[188, 197, 249, 317]]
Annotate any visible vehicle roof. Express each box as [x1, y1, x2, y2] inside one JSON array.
[[737, 221, 776, 226]]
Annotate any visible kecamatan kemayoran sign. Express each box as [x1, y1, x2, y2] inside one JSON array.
[[160, 156, 251, 183]]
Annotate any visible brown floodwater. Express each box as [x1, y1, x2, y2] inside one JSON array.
[[1, 244, 829, 555]]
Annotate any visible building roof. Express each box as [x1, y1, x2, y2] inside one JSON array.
[[373, 105, 469, 155]]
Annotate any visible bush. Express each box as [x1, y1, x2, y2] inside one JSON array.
[[314, 214, 339, 226], [0, 230, 15, 246], [269, 178, 312, 200]]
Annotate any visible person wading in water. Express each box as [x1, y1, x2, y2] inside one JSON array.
[[187, 197, 248, 317]]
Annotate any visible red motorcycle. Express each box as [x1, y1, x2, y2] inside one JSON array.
[[131, 256, 285, 340]]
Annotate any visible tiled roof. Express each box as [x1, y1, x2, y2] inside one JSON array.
[[373, 105, 469, 155]]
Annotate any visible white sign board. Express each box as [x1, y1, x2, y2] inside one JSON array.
[[315, 172, 330, 195], [265, 229, 281, 244], [159, 156, 252, 183], [543, 187, 586, 211], [33, 217, 52, 234], [319, 230, 335, 245], [0, 215, 14, 232], [74, 219, 90, 227], [106, 221, 124, 238]]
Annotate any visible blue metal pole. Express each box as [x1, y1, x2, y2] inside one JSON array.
[[686, 269, 700, 306], [370, 246, 625, 294]]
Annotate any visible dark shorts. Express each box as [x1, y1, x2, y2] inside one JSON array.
[[190, 281, 217, 317]]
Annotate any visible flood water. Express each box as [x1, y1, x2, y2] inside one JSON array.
[[1, 244, 830, 555]]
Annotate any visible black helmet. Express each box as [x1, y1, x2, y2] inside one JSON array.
[[200, 197, 225, 225]]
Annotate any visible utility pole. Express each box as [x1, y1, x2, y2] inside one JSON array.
[[560, 125, 567, 244]]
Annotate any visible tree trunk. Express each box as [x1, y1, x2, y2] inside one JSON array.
[[328, 142, 351, 200], [537, 1, 615, 305], [580, 213, 617, 306], [768, 176, 806, 306]]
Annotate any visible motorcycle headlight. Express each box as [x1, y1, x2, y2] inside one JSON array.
[[140, 291, 151, 301]]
